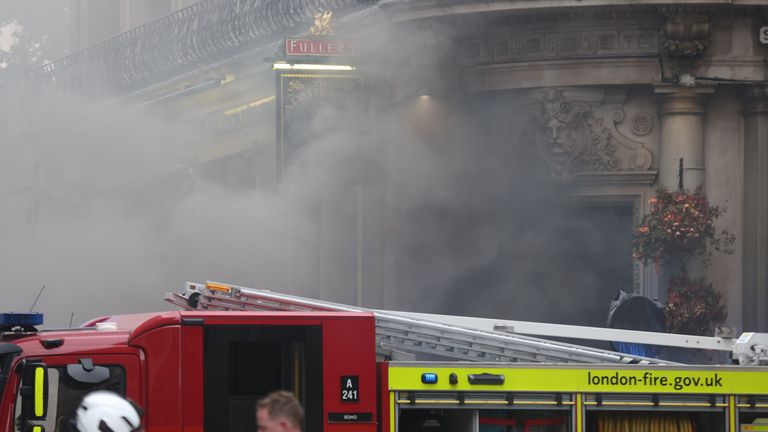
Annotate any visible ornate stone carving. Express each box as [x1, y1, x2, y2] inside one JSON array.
[[310, 11, 334, 36], [631, 112, 654, 136], [660, 8, 712, 59], [535, 89, 654, 181], [460, 28, 658, 65]]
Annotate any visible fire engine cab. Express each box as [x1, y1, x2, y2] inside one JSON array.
[[0, 308, 377, 432], [3, 280, 768, 432]]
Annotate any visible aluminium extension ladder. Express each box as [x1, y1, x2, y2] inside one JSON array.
[[165, 281, 675, 365]]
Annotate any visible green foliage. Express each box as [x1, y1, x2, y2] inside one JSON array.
[[632, 186, 735, 267], [665, 272, 727, 336]]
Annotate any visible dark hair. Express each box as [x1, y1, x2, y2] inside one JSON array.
[[256, 390, 304, 429]]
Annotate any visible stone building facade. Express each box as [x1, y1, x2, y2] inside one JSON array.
[[37, 0, 768, 331], [70, 0, 202, 51]]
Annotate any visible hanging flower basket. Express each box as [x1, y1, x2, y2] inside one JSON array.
[[665, 272, 727, 336], [632, 186, 735, 267]]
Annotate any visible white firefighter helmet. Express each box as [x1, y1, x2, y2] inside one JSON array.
[[73, 391, 142, 432]]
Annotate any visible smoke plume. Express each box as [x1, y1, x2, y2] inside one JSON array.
[[0, 19, 634, 330]]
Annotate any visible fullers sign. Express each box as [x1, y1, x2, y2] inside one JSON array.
[[285, 38, 360, 57]]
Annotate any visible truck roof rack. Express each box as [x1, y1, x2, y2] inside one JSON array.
[[165, 281, 676, 365]]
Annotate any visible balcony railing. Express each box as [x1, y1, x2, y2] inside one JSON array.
[[31, 0, 374, 96]]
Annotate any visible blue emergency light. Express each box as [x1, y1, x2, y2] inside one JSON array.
[[0, 312, 44, 328], [421, 373, 438, 384]]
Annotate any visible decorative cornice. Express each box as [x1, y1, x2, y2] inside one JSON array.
[[491, 7, 657, 25], [657, 5, 724, 15], [575, 171, 658, 185], [381, 1, 761, 23], [459, 27, 658, 66], [30, 0, 376, 95]]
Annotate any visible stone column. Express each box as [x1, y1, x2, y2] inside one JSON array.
[[655, 85, 714, 190], [742, 86, 768, 331], [652, 85, 713, 301]]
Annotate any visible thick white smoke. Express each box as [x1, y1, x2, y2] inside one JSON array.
[[0, 19, 634, 331]]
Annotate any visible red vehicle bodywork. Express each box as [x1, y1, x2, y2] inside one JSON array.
[[0, 310, 378, 432]]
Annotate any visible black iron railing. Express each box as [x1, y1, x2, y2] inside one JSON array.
[[31, 0, 375, 95]]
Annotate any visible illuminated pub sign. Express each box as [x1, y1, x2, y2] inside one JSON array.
[[285, 10, 359, 57], [285, 38, 360, 57]]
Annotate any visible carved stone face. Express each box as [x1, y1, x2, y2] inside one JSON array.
[[539, 90, 594, 179]]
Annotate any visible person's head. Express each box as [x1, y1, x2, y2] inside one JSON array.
[[256, 390, 304, 432], [71, 390, 142, 432]]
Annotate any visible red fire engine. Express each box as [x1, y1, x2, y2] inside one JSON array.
[[0, 308, 377, 432], [2, 280, 768, 432]]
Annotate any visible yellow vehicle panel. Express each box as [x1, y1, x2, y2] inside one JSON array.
[[388, 363, 768, 395]]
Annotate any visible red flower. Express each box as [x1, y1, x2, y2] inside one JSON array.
[[665, 272, 727, 336], [632, 186, 735, 267]]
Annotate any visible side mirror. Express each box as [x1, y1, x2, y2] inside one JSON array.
[[20, 362, 48, 421]]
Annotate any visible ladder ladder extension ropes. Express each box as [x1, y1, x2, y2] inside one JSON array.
[[165, 282, 672, 365]]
